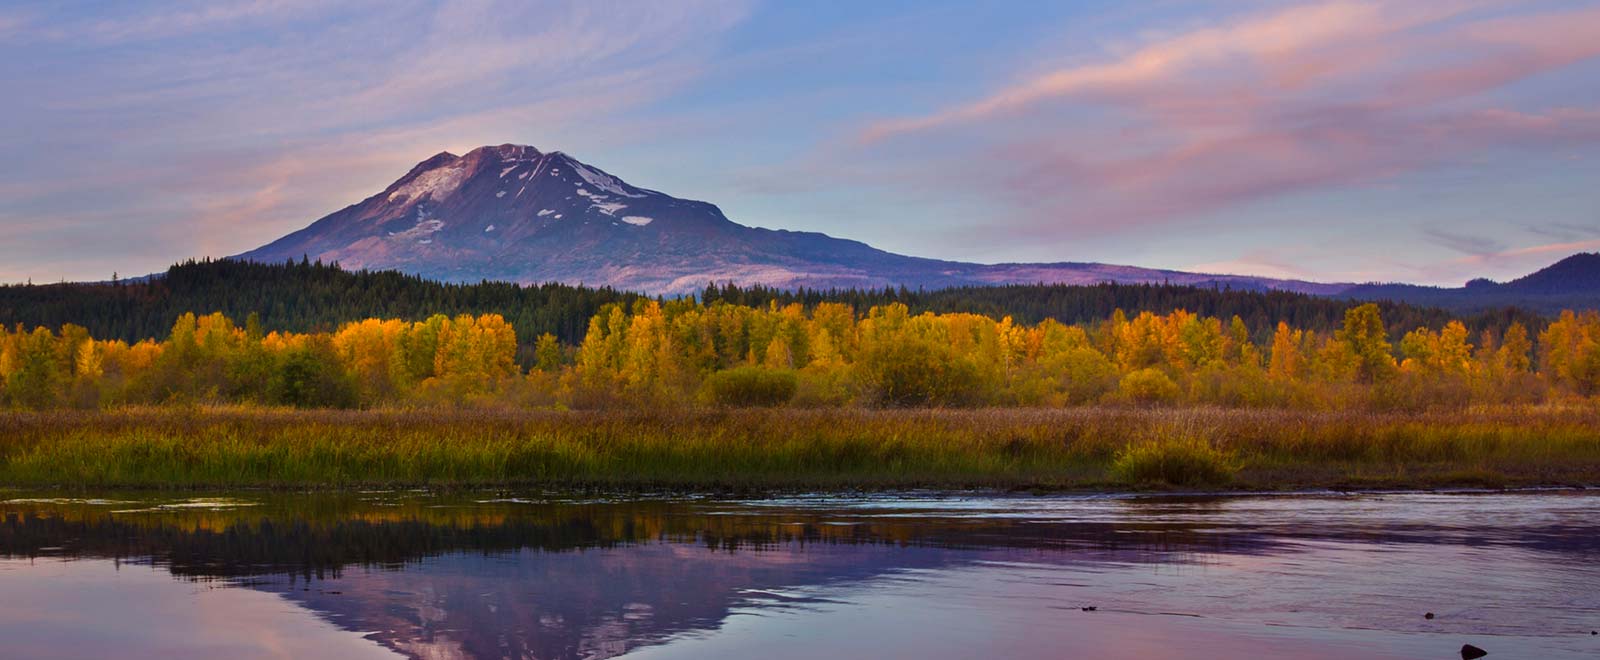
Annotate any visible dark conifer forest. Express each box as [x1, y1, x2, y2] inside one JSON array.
[[0, 259, 645, 349], [0, 259, 1545, 353]]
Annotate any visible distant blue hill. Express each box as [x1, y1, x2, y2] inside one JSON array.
[[1340, 253, 1600, 314]]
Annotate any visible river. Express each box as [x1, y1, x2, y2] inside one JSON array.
[[1, 490, 1595, 659]]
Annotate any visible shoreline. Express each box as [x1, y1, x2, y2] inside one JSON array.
[[3, 406, 1599, 491], [1, 483, 1594, 499]]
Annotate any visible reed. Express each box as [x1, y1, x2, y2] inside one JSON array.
[[1111, 424, 1238, 486], [0, 405, 1597, 490]]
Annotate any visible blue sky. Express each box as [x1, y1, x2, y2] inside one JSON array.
[[2, 0, 1598, 285]]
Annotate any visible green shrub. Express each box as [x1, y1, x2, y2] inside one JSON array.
[[1111, 432, 1237, 486], [793, 366, 854, 407], [859, 337, 984, 407], [1051, 347, 1119, 404], [269, 339, 357, 408], [1118, 368, 1180, 405], [701, 366, 799, 407]]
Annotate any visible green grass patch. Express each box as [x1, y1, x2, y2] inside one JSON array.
[[0, 406, 1597, 490], [1112, 429, 1238, 487]]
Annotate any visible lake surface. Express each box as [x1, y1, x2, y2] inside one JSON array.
[[1, 489, 1596, 659]]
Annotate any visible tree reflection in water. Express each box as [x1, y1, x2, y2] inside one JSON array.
[[3, 491, 1598, 659]]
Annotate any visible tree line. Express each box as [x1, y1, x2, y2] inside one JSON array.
[[700, 282, 1545, 343], [0, 258, 644, 359], [4, 298, 1597, 411], [0, 260, 1545, 367]]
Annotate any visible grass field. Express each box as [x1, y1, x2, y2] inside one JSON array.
[[2, 406, 1598, 490]]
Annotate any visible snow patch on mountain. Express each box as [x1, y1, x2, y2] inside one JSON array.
[[388, 162, 469, 202], [388, 216, 445, 244], [380, 208, 444, 243], [570, 160, 643, 198], [622, 216, 653, 226], [576, 188, 628, 216]]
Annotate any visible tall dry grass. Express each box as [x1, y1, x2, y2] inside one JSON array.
[[0, 405, 1597, 489]]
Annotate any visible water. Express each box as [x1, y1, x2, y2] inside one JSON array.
[[1, 490, 1596, 659]]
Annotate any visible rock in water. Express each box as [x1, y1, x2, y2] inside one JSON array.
[[1424, 612, 1435, 620], [1460, 643, 1488, 659]]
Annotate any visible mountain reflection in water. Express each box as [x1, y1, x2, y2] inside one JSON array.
[[2, 491, 1598, 659]]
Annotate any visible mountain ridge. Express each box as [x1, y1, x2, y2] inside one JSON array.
[[236, 144, 1600, 310], [1339, 253, 1600, 314], [235, 144, 1352, 296]]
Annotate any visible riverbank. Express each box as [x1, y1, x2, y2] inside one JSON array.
[[1, 406, 1598, 490]]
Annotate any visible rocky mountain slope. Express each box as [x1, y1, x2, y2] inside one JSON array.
[[237, 144, 1349, 296]]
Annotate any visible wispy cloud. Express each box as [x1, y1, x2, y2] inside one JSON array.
[[1185, 249, 1324, 281], [1424, 227, 1509, 258], [3, 0, 1597, 285], [0, 12, 27, 39], [1456, 238, 1600, 265], [1399, 229, 1600, 284], [841, 1, 1600, 242], [1523, 220, 1600, 242], [76, 0, 342, 43], [861, 1, 1436, 141], [0, 0, 753, 282]]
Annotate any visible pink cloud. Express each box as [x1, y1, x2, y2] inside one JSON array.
[[849, 1, 1600, 237], [1389, 236, 1600, 285], [1185, 249, 1324, 281], [861, 2, 1469, 141], [1456, 238, 1600, 265], [0, 0, 756, 283]]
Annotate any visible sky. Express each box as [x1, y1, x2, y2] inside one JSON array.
[[1, 0, 1598, 286]]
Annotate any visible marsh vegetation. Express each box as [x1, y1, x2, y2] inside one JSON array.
[[3, 296, 1599, 489], [2, 406, 1597, 489]]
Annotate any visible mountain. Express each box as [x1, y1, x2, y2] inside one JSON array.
[[237, 144, 1347, 296], [1502, 252, 1600, 295], [1339, 253, 1600, 314]]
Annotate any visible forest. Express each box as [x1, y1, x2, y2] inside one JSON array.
[[0, 259, 1545, 361], [0, 258, 645, 351], [2, 295, 1595, 412], [697, 281, 1546, 341]]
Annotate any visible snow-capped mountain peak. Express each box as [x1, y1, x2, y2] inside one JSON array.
[[237, 144, 1350, 296]]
